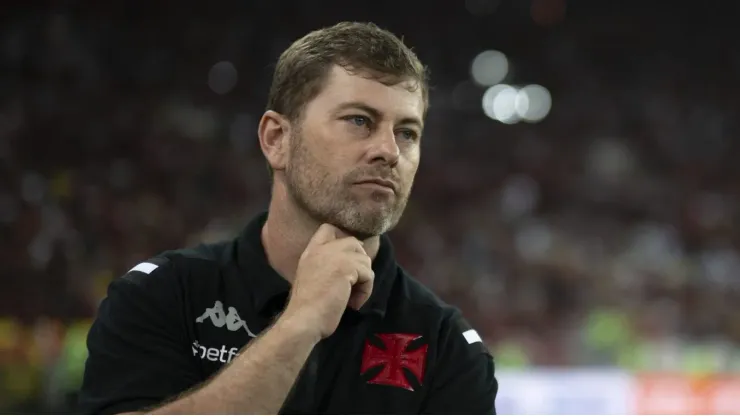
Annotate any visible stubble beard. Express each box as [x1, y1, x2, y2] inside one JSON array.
[[285, 132, 408, 239]]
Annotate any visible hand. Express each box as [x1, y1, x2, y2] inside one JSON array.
[[282, 223, 375, 339]]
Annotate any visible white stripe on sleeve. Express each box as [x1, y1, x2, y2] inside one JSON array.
[[462, 329, 482, 345], [129, 262, 159, 274]]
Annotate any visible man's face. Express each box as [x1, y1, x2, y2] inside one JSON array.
[[284, 66, 425, 238]]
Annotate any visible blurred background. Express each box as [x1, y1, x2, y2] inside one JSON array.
[[2, 0, 740, 413]]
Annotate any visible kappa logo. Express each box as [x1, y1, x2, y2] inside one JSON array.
[[195, 300, 256, 337], [360, 333, 428, 391]]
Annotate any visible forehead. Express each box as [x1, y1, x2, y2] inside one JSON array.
[[308, 65, 425, 120]]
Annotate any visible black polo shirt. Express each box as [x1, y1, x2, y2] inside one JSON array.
[[79, 212, 497, 414]]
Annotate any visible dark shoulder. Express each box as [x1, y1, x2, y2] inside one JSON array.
[[120, 239, 234, 287], [159, 239, 233, 267], [387, 266, 458, 320], [392, 267, 491, 354]]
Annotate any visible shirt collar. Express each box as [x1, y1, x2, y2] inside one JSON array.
[[236, 212, 396, 319]]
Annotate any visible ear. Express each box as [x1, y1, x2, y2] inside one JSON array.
[[258, 110, 291, 173]]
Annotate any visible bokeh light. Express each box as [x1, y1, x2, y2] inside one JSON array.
[[482, 84, 552, 124], [471, 50, 509, 87], [208, 61, 238, 95]]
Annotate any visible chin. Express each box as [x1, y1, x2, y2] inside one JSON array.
[[338, 213, 397, 239]]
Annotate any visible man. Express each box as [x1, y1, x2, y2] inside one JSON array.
[[79, 22, 497, 414]]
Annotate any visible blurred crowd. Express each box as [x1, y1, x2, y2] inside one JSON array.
[[3, 1, 740, 412]]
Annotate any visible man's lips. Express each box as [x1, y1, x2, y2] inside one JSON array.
[[354, 178, 397, 193]]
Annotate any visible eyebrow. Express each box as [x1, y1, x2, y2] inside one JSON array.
[[334, 101, 424, 130]]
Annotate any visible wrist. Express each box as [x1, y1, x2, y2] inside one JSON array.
[[274, 312, 322, 346]]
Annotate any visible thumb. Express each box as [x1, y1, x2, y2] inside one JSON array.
[[308, 223, 341, 246]]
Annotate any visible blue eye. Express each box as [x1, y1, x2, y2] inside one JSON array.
[[398, 129, 418, 141], [346, 115, 370, 127]]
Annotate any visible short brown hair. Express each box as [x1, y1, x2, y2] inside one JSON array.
[[266, 22, 430, 122]]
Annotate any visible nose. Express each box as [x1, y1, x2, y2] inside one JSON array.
[[367, 127, 400, 166]]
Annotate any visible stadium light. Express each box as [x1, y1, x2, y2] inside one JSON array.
[[482, 84, 552, 124], [471, 50, 509, 87]]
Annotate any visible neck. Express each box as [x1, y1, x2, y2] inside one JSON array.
[[261, 183, 381, 283]]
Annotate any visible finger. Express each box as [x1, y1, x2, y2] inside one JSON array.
[[356, 263, 374, 285], [349, 251, 373, 272], [346, 260, 373, 285], [308, 223, 341, 245], [348, 267, 375, 310], [330, 236, 366, 255]]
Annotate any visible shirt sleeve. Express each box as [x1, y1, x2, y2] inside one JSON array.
[[422, 310, 498, 414], [78, 257, 201, 414]]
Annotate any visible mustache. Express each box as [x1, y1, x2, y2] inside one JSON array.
[[348, 169, 400, 183]]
